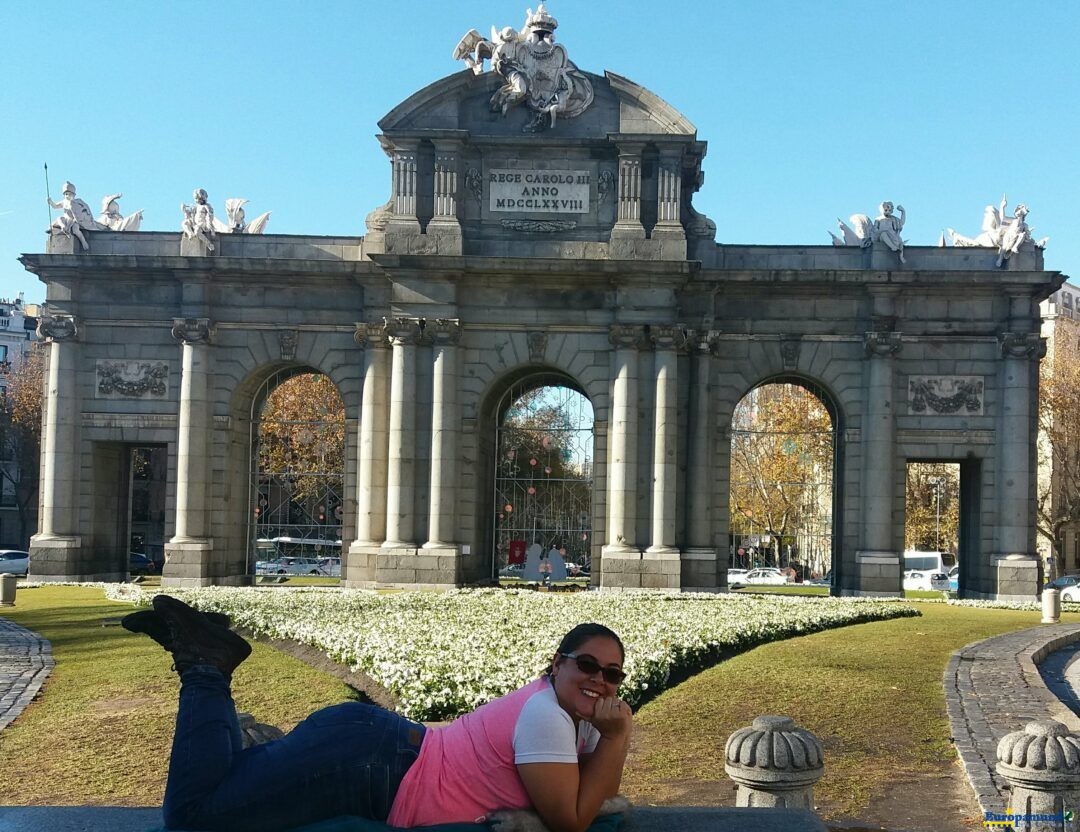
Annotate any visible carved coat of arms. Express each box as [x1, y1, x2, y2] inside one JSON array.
[[453, 4, 594, 132]]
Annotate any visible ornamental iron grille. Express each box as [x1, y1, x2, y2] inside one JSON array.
[[247, 371, 345, 573], [493, 382, 594, 580], [729, 382, 835, 579]]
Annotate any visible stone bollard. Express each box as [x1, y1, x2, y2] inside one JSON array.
[[724, 715, 825, 809], [0, 572, 16, 606], [996, 720, 1080, 832], [1044, 588, 1062, 624]]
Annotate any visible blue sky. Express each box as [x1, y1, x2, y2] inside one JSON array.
[[2, 1, 1077, 303]]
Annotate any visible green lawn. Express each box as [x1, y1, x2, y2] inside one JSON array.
[[0, 586, 358, 805], [621, 602, 1066, 822]]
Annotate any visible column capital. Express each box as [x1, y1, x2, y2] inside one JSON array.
[[609, 324, 647, 350], [863, 331, 902, 357], [685, 329, 719, 354], [384, 316, 423, 346], [1000, 332, 1046, 360], [650, 324, 686, 351], [171, 317, 212, 345], [37, 312, 78, 342], [428, 319, 462, 346], [354, 321, 390, 348]]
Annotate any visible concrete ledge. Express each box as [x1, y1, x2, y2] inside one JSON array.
[[0, 806, 825, 832]]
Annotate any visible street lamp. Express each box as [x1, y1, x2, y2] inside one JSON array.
[[927, 477, 945, 551]]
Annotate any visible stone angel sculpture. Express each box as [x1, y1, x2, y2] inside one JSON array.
[[828, 201, 907, 263], [947, 194, 1047, 267], [97, 193, 143, 232], [213, 199, 271, 235], [47, 181, 105, 250], [181, 188, 216, 252], [452, 4, 594, 132]]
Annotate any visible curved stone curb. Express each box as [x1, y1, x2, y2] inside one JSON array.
[[0, 616, 55, 732], [944, 623, 1080, 816]]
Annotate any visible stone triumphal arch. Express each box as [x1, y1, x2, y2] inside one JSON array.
[[22, 8, 1063, 599]]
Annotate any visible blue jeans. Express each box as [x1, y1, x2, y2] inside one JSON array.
[[164, 667, 425, 832]]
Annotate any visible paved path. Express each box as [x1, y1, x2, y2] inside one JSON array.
[[0, 614, 54, 732], [944, 622, 1080, 817]]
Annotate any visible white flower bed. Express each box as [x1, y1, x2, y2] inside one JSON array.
[[103, 585, 918, 720]]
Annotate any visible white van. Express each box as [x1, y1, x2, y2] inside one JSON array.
[[903, 550, 957, 573]]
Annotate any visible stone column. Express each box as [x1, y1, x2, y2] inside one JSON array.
[[349, 323, 390, 579], [428, 142, 464, 255], [164, 318, 214, 584], [612, 143, 646, 237], [424, 319, 462, 549], [996, 330, 1045, 600], [856, 322, 902, 595], [383, 316, 422, 548], [996, 720, 1080, 832], [652, 147, 687, 258], [388, 140, 421, 233], [685, 330, 718, 587], [31, 314, 82, 573], [606, 325, 643, 552], [602, 326, 644, 588], [431, 143, 460, 227], [725, 716, 825, 809], [647, 326, 683, 555]]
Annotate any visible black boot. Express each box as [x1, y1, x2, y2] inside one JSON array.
[[121, 608, 232, 650], [151, 594, 252, 677]]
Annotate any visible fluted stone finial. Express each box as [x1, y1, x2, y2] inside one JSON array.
[[995, 721, 1080, 832], [724, 715, 825, 809]]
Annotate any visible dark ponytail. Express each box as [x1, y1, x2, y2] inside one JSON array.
[[542, 622, 625, 676]]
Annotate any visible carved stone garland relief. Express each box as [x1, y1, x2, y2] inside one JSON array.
[[907, 376, 984, 415], [96, 360, 170, 399]]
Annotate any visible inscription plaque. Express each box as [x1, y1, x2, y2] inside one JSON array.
[[489, 169, 590, 214]]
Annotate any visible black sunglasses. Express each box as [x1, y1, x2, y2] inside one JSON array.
[[560, 652, 626, 685]]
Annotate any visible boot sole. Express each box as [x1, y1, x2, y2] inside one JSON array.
[[152, 595, 251, 673]]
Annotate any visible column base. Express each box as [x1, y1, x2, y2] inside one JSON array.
[[376, 545, 460, 588], [682, 548, 720, 590], [849, 550, 903, 597], [642, 547, 681, 590], [992, 553, 1041, 602], [344, 542, 380, 587], [162, 538, 216, 586], [28, 534, 95, 581]]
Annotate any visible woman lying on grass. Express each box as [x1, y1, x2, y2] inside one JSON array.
[[124, 595, 633, 832]]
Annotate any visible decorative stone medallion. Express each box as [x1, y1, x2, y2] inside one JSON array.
[[908, 376, 984, 415]]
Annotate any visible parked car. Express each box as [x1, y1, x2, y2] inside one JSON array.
[[903, 570, 950, 591], [128, 552, 157, 575], [948, 565, 960, 592], [1046, 574, 1080, 591], [808, 570, 832, 586], [743, 568, 791, 586], [1060, 584, 1080, 603], [726, 568, 750, 587], [255, 557, 333, 576], [0, 550, 30, 576]]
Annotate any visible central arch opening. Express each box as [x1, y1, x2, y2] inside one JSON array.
[[729, 380, 836, 586], [492, 379, 594, 585], [247, 370, 345, 580]]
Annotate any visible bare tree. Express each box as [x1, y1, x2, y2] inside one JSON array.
[[0, 347, 43, 547], [1038, 318, 1080, 576]]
